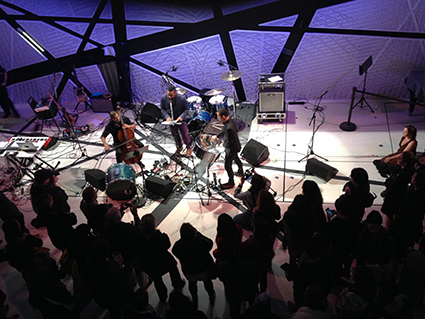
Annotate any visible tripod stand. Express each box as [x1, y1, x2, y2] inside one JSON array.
[[352, 69, 374, 113], [298, 97, 328, 162], [48, 93, 89, 164], [352, 55, 374, 113]]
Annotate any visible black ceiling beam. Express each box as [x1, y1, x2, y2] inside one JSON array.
[[129, 58, 199, 93], [211, 3, 245, 101], [76, 0, 109, 54], [7, 48, 114, 85], [272, 10, 316, 73]]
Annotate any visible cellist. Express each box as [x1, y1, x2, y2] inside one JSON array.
[[101, 110, 145, 164]]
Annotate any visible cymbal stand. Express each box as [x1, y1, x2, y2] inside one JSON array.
[[230, 82, 249, 129], [218, 61, 247, 128], [298, 97, 327, 162]]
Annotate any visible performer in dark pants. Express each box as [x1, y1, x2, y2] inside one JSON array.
[[215, 107, 243, 189], [160, 85, 192, 157], [101, 111, 144, 163], [0, 65, 19, 118]]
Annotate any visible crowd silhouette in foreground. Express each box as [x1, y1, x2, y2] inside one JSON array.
[[1, 137, 425, 318]]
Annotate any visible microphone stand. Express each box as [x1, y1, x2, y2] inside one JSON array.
[[161, 65, 177, 93], [298, 96, 328, 162]]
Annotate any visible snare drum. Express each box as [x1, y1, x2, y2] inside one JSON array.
[[187, 96, 202, 111], [209, 94, 228, 114], [106, 163, 136, 201]]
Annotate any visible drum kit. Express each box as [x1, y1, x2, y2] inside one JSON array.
[[100, 66, 243, 204], [186, 68, 243, 139]]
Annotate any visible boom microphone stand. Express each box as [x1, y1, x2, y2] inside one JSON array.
[[298, 92, 328, 162]]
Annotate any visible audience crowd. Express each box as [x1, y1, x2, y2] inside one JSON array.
[[1, 142, 425, 319]]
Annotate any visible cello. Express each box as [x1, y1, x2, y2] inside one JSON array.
[[116, 106, 143, 164]]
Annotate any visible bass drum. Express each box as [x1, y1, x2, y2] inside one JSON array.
[[187, 96, 202, 118], [188, 110, 211, 135], [106, 163, 136, 201]]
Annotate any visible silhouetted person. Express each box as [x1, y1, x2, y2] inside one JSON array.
[[172, 223, 216, 307], [137, 214, 185, 303]]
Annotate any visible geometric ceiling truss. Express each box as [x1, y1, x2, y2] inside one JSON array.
[[0, 0, 424, 105]]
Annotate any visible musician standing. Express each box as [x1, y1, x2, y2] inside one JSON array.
[[160, 85, 192, 157], [215, 107, 243, 189], [101, 111, 144, 163]]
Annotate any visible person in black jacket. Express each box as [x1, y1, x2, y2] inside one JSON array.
[[80, 186, 112, 235], [172, 223, 216, 307], [36, 193, 77, 251], [137, 214, 185, 303], [30, 169, 71, 227], [215, 107, 243, 189], [160, 85, 192, 156]]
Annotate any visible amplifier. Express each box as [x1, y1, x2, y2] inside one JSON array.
[[258, 73, 285, 91], [145, 176, 175, 198], [91, 97, 115, 113], [258, 89, 285, 113]]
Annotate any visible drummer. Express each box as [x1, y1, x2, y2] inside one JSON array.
[[160, 85, 192, 157], [213, 107, 244, 189], [101, 110, 145, 164]]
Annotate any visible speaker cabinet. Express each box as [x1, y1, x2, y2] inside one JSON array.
[[85, 169, 106, 191], [241, 139, 270, 167], [91, 97, 115, 113], [306, 158, 338, 183], [139, 103, 162, 123], [259, 89, 285, 113], [145, 176, 175, 198]]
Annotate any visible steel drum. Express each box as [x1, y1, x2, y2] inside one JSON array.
[[194, 133, 224, 163], [106, 163, 136, 201]]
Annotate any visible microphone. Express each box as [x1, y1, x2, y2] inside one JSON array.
[[217, 60, 224, 67], [172, 65, 178, 72], [317, 90, 328, 99]]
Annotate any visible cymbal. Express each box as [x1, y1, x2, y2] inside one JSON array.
[[176, 87, 187, 95], [204, 88, 225, 96], [220, 70, 243, 81]]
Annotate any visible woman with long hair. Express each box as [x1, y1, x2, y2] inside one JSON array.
[[373, 125, 417, 177], [233, 173, 271, 230], [302, 180, 326, 232], [252, 190, 281, 236]]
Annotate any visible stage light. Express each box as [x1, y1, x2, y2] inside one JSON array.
[[16, 28, 45, 53]]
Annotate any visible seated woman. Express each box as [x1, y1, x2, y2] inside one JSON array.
[[233, 172, 271, 231], [373, 125, 417, 178]]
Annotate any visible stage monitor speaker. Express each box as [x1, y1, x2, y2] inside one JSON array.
[[241, 139, 269, 167], [139, 103, 162, 123], [306, 158, 338, 183], [145, 176, 175, 198], [85, 169, 106, 191], [91, 97, 115, 113]]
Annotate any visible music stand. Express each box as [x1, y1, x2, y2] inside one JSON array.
[[352, 56, 374, 113]]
